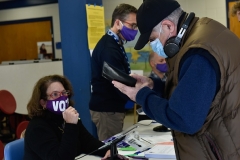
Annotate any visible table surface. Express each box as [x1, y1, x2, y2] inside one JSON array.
[[75, 120, 176, 160]]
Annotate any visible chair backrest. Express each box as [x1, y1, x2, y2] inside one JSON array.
[[4, 138, 24, 160], [0, 140, 4, 160], [0, 90, 16, 115], [16, 121, 29, 139]]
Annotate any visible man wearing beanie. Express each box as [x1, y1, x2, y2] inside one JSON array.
[[112, 0, 240, 159]]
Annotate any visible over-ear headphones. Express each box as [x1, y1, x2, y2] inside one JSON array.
[[164, 12, 195, 58]]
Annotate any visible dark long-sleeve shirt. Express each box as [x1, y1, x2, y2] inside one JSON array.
[[24, 111, 108, 160], [89, 32, 129, 112], [136, 49, 219, 134]]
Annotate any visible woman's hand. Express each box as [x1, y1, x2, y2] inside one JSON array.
[[101, 150, 128, 160], [62, 106, 79, 124]]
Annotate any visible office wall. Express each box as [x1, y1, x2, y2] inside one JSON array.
[[0, 61, 63, 114], [0, 3, 62, 58], [103, 0, 226, 25]]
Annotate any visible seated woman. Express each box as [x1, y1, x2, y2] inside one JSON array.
[[24, 75, 126, 160]]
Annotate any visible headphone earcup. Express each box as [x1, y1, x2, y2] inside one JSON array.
[[164, 37, 180, 58]]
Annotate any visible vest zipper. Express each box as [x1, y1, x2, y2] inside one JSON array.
[[204, 133, 222, 160]]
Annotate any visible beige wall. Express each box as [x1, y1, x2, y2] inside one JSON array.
[[103, 0, 226, 26], [0, 61, 63, 114]]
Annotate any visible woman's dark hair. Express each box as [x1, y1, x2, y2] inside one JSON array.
[[111, 4, 137, 27], [27, 75, 74, 118]]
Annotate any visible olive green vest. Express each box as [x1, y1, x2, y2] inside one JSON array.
[[166, 16, 240, 160]]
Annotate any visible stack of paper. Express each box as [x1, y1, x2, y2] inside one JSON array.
[[144, 142, 176, 159]]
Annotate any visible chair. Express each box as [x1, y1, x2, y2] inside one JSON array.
[[0, 90, 16, 115], [0, 140, 4, 160], [4, 138, 24, 160], [16, 121, 29, 139], [0, 90, 17, 142]]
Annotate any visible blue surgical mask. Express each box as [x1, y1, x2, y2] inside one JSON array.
[[150, 25, 168, 58], [150, 38, 168, 58]]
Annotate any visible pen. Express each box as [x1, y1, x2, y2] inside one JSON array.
[[134, 147, 151, 155]]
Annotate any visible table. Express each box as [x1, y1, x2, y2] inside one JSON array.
[[75, 120, 176, 160]]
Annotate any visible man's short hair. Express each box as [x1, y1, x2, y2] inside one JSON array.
[[111, 4, 137, 27]]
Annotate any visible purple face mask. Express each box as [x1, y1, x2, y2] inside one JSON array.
[[46, 96, 69, 115], [156, 63, 168, 73], [120, 24, 138, 41]]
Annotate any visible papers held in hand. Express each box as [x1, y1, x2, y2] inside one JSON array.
[[102, 61, 137, 87]]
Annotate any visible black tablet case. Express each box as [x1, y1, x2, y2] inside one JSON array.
[[102, 61, 137, 87]]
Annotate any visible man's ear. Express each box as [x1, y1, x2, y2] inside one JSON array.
[[114, 19, 122, 30], [149, 60, 155, 69], [40, 99, 46, 108], [162, 20, 175, 33]]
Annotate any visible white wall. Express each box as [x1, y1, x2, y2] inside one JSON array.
[[0, 61, 63, 114], [103, 0, 226, 26], [0, 3, 62, 58], [178, 0, 226, 26]]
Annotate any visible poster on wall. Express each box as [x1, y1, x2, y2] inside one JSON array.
[[37, 41, 53, 59], [86, 4, 105, 50]]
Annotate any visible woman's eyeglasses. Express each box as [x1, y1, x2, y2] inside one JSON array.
[[48, 90, 70, 99], [123, 21, 138, 30]]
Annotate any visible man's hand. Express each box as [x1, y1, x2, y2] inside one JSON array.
[[112, 74, 154, 101], [131, 74, 154, 89]]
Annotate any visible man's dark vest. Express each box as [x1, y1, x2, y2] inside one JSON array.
[[165, 16, 240, 160]]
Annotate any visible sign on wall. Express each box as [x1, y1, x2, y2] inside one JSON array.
[[86, 4, 105, 49]]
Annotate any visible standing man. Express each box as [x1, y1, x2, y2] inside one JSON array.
[[148, 51, 167, 82], [113, 0, 240, 159], [89, 4, 138, 141], [148, 52, 169, 132], [231, 1, 240, 22]]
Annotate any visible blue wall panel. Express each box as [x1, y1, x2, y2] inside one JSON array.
[[58, 0, 102, 137]]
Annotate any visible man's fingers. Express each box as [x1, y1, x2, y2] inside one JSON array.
[[112, 80, 126, 91]]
